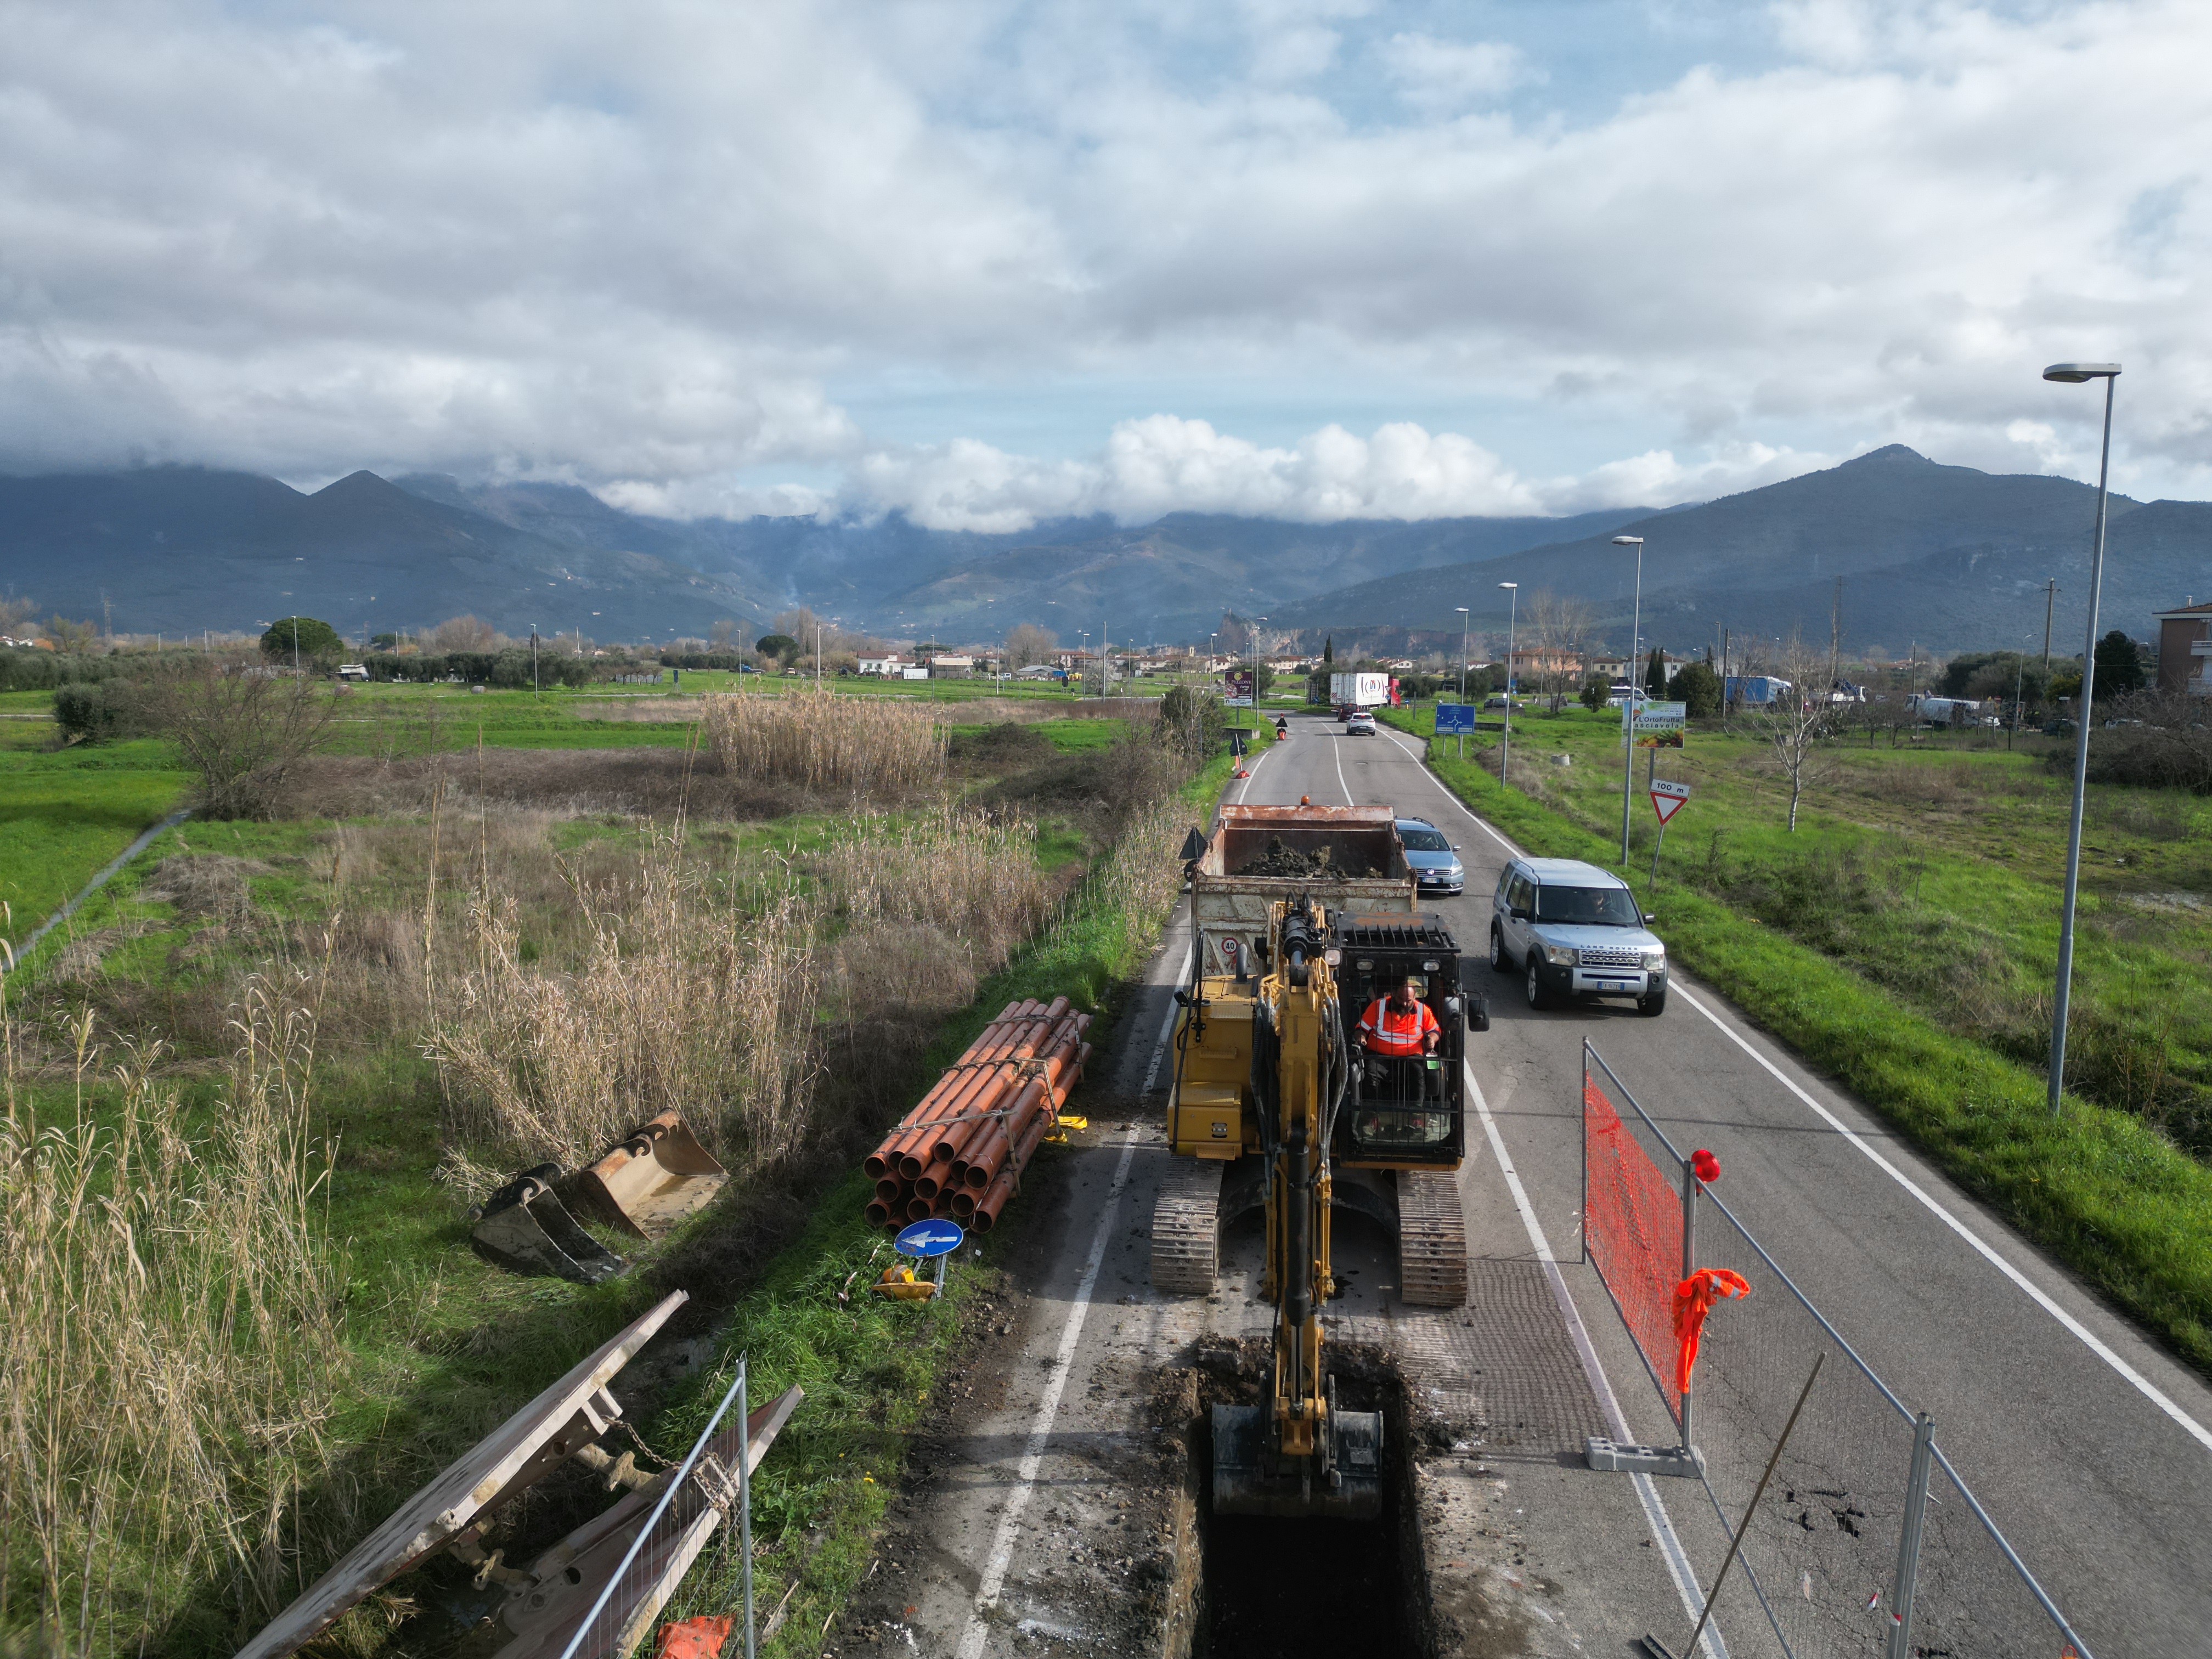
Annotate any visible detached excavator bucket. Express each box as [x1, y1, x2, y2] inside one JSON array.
[[570, 1110, 729, 1240], [473, 1165, 628, 1284], [1210, 1402, 1383, 1521]]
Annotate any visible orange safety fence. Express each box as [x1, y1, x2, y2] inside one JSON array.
[[1583, 1074, 1684, 1421]]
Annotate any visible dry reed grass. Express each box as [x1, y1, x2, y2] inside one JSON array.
[[426, 826, 825, 1172], [699, 689, 945, 795], [1092, 791, 1193, 963], [278, 748, 803, 821], [816, 809, 1053, 975], [0, 978, 346, 1649]]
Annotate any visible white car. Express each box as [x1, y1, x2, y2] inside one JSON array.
[[1345, 709, 1378, 736]]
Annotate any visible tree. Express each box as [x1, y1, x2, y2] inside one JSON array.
[[1738, 634, 1842, 831], [1578, 673, 1611, 710], [1154, 684, 1226, 759], [426, 614, 498, 652], [1645, 647, 1668, 699], [1005, 622, 1057, 670], [2094, 630, 2145, 695], [1252, 663, 1276, 697], [137, 657, 337, 818], [1526, 591, 1592, 713], [755, 633, 801, 664], [1672, 660, 1721, 718], [46, 616, 98, 653], [1323, 635, 1334, 664], [259, 615, 343, 667]]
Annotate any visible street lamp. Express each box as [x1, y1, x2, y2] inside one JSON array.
[[2041, 360, 2121, 1118], [1499, 583, 1518, 787], [529, 624, 540, 697], [1455, 607, 1471, 760], [1611, 535, 1647, 865]]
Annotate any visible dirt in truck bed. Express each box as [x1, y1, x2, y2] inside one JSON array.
[[1235, 836, 1385, 878]]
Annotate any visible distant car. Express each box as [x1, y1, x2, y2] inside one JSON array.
[[1345, 710, 1378, 736], [1483, 695, 1525, 712], [1396, 817, 1464, 896], [1490, 856, 1668, 1016], [334, 663, 369, 681]]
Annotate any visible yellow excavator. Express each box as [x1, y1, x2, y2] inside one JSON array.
[[1156, 806, 1483, 1519]]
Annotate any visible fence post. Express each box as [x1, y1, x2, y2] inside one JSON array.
[[1886, 1412, 1936, 1659], [1580, 1041, 1590, 1266], [1679, 1148, 1698, 1451], [740, 1356, 756, 1659]]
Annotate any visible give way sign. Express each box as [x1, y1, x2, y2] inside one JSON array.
[[1650, 779, 1692, 825]]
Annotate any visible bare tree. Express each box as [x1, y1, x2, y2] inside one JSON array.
[[0, 593, 35, 636], [426, 614, 499, 652], [46, 615, 99, 653], [1525, 591, 1593, 713], [1005, 622, 1056, 670], [134, 658, 338, 819], [1737, 633, 1843, 830]]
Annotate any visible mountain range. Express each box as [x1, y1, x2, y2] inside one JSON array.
[[0, 447, 2203, 654]]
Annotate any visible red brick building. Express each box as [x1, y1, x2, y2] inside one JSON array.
[[2153, 599, 2212, 698]]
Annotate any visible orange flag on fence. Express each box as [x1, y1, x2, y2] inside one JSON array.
[[655, 1617, 735, 1659], [1673, 1267, 1751, 1395]]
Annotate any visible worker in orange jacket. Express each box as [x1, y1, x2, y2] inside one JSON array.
[[1359, 974, 1440, 1093]]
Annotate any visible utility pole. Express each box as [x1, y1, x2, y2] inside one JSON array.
[[530, 625, 540, 697], [2042, 578, 2058, 675], [1830, 576, 1842, 694]]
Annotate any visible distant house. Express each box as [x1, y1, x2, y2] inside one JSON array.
[[925, 653, 975, 678], [857, 654, 910, 676], [2153, 599, 2212, 697]]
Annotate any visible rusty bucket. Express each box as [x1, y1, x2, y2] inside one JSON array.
[[569, 1110, 729, 1240]]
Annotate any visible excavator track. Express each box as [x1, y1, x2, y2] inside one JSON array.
[[1396, 1169, 1468, 1307], [1150, 1160, 1224, 1294]]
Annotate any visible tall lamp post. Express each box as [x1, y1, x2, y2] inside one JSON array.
[[529, 624, 540, 697], [2042, 360, 2121, 1118], [1498, 583, 1518, 788], [1249, 617, 1267, 730], [1611, 535, 1647, 865], [1455, 606, 1470, 760]]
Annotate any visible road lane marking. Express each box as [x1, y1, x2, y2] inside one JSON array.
[[1234, 742, 1269, 803], [1465, 1058, 1725, 1658], [1673, 984, 2212, 1454], [957, 1127, 1144, 1657], [1331, 732, 1355, 805], [1378, 715, 2212, 1455], [1142, 943, 1196, 1093]]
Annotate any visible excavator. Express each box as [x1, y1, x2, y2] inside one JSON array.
[[1155, 805, 1482, 1519]]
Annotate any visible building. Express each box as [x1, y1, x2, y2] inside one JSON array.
[[924, 653, 975, 678], [2153, 599, 2212, 697], [857, 654, 910, 676]]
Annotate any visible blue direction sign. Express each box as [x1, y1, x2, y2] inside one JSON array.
[[894, 1218, 965, 1258], [1434, 703, 1476, 734]]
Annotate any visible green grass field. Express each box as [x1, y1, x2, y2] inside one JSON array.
[[0, 736, 191, 944]]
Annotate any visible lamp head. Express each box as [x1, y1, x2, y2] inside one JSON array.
[[1612, 535, 1644, 547], [1498, 582, 1517, 591], [2043, 363, 2121, 383]]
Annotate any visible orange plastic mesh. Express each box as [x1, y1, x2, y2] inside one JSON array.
[[1584, 1075, 1683, 1422]]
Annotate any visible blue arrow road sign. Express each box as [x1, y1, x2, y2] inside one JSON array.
[[1434, 703, 1476, 734], [894, 1218, 965, 1257]]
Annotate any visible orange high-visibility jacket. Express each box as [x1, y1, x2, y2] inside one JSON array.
[[1359, 997, 1439, 1056]]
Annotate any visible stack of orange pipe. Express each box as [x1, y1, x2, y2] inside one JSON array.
[[862, 997, 1090, 1230]]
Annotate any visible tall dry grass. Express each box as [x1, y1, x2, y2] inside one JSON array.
[[427, 827, 825, 1172], [0, 978, 346, 1649], [1092, 791, 1193, 964], [817, 808, 1053, 973], [698, 688, 945, 794]]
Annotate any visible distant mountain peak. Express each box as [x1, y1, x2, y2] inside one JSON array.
[[1844, 443, 1932, 467]]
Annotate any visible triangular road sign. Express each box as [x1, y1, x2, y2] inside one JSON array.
[[1650, 780, 1691, 825]]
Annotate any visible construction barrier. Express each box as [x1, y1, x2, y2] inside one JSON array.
[[1581, 1041, 2097, 1659], [861, 997, 1089, 1232]]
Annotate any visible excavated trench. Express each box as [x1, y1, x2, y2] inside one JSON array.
[[1160, 1340, 1437, 1659]]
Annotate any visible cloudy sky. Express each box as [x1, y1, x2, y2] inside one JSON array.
[[4, 0, 2207, 529]]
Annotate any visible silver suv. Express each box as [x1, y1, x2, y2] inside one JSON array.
[[1489, 857, 1668, 1015]]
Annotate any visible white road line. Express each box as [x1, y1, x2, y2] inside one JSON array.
[[1330, 731, 1355, 805], [956, 1128, 1143, 1658], [1465, 1058, 1725, 1659], [1233, 743, 1269, 803], [1381, 714, 2212, 1455], [1673, 984, 2212, 1455], [1141, 943, 1196, 1094]]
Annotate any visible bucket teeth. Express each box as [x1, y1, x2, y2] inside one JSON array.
[[471, 1165, 627, 1284]]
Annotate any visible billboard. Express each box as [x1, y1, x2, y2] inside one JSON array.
[[1631, 700, 1686, 748], [1224, 666, 1254, 707]]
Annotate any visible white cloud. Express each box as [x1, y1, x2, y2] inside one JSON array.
[[1379, 33, 1534, 112], [2, 0, 2210, 516]]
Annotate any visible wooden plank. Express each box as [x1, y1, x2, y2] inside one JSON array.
[[235, 1290, 688, 1659]]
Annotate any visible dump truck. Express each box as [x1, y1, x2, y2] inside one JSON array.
[[1154, 804, 1485, 1516]]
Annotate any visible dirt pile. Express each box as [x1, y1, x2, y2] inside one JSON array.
[[1238, 837, 1382, 878]]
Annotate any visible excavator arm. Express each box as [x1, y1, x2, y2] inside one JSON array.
[[1211, 899, 1384, 1520]]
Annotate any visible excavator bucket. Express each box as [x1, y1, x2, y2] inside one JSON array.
[[472, 1165, 628, 1284], [1210, 1402, 1383, 1521], [570, 1110, 729, 1239]]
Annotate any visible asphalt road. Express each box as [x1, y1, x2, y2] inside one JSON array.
[[1248, 709, 2212, 1656]]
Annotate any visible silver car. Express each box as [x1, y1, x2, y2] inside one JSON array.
[[1346, 709, 1378, 735], [1395, 817, 1464, 896], [1489, 856, 1668, 1015]]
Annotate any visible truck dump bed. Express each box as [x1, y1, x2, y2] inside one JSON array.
[[1190, 805, 1414, 973]]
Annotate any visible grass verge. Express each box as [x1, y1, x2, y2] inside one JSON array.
[[1382, 706, 2212, 1377]]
